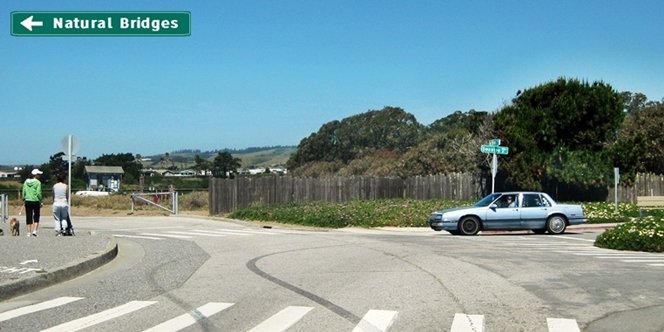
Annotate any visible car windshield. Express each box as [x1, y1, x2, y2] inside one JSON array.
[[474, 193, 502, 207]]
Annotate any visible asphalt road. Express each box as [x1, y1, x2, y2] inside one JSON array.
[[2, 216, 664, 331]]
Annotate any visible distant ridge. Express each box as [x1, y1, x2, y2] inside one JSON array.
[[143, 146, 296, 168]]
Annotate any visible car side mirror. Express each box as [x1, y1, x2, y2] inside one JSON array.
[[489, 203, 498, 209]]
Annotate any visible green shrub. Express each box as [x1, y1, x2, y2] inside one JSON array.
[[595, 216, 664, 252], [582, 202, 637, 224]]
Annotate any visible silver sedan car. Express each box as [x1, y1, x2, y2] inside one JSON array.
[[428, 192, 587, 235]]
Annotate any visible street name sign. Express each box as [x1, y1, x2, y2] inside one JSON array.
[[488, 139, 501, 146], [480, 144, 509, 155], [11, 11, 191, 36]]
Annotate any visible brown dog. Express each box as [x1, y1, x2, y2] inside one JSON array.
[[9, 217, 19, 236]]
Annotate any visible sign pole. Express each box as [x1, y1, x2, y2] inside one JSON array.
[[68, 134, 72, 215], [491, 154, 497, 193], [614, 167, 619, 213], [481, 139, 507, 194]]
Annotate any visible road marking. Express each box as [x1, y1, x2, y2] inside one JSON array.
[[451, 313, 484, 332], [42, 300, 157, 332], [112, 226, 185, 231], [142, 302, 234, 332], [233, 228, 283, 235], [0, 297, 83, 322], [621, 259, 664, 263], [571, 252, 636, 256], [509, 243, 581, 246], [113, 234, 165, 240], [247, 306, 313, 332], [166, 231, 226, 237], [547, 318, 580, 332], [140, 233, 193, 239], [189, 229, 251, 236], [555, 236, 595, 242], [352, 309, 398, 332], [597, 256, 662, 259]]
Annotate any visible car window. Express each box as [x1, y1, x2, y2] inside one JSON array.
[[540, 195, 553, 207], [475, 193, 501, 207], [497, 194, 518, 208], [522, 194, 541, 207]]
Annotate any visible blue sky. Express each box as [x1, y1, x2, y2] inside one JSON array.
[[2, 1, 663, 165]]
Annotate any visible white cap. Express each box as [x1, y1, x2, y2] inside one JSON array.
[[31, 169, 43, 175]]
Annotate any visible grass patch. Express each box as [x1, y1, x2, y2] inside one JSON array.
[[230, 199, 471, 228]]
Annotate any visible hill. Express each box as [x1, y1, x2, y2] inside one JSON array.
[[143, 146, 296, 169]]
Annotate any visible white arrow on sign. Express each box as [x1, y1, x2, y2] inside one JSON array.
[[21, 16, 44, 31]]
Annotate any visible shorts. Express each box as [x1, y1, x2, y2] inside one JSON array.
[[25, 200, 41, 225]]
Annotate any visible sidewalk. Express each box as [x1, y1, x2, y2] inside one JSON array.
[[0, 223, 117, 302]]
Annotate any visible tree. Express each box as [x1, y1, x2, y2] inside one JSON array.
[[618, 101, 664, 175], [212, 152, 241, 178], [494, 78, 624, 190], [428, 109, 489, 136], [193, 154, 210, 175], [287, 107, 424, 173], [94, 153, 141, 183], [72, 157, 92, 188], [46, 152, 68, 180], [620, 91, 649, 113]]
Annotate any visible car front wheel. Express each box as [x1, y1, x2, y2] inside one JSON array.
[[459, 217, 480, 236], [546, 216, 567, 234]]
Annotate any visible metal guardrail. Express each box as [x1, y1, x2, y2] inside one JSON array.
[[130, 191, 179, 215]]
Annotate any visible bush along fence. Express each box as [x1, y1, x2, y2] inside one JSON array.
[[210, 173, 483, 213]]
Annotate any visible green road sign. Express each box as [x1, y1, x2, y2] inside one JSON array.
[[481, 144, 509, 155], [488, 139, 501, 146], [11, 11, 191, 36]]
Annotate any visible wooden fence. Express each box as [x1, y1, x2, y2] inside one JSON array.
[[209, 172, 664, 214], [210, 173, 481, 213]]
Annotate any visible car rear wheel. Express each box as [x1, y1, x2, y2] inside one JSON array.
[[459, 217, 480, 236], [546, 215, 567, 234]]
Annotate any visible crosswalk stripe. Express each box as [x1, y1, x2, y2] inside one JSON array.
[[142, 302, 234, 332], [352, 309, 398, 332], [0, 297, 83, 323], [547, 318, 580, 332], [0, 297, 590, 331], [509, 243, 581, 246], [166, 231, 226, 237], [41, 300, 157, 332], [224, 229, 280, 235], [247, 306, 313, 332], [597, 256, 661, 259], [140, 233, 194, 239], [554, 236, 595, 242], [114, 234, 164, 240], [571, 252, 636, 256], [189, 230, 251, 236], [451, 313, 484, 332]]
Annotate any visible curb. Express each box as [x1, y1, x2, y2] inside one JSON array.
[[0, 235, 118, 302]]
